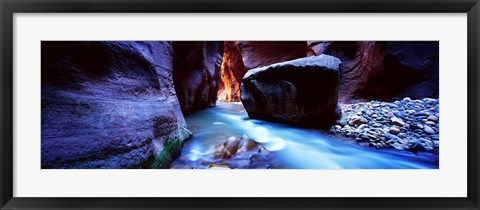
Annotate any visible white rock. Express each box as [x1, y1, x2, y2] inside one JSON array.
[[424, 125, 436, 134], [427, 115, 439, 122], [390, 117, 405, 127]]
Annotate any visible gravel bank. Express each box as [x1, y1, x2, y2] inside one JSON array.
[[329, 97, 439, 153]]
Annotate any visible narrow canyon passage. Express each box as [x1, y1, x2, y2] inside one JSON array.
[[41, 41, 439, 169], [171, 102, 438, 169]]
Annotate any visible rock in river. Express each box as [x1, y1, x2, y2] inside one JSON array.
[[240, 54, 342, 128]]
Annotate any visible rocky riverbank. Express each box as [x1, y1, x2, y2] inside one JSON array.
[[329, 97, 439, 154]]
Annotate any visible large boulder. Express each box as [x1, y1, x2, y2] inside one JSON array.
[[218, 41, 307, 102], [172, 41, 224, 114], [308, 41, 439, 102], [240, 54, 342, 128], [41, 41, 191, 169]]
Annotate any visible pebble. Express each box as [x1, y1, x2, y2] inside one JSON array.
[[416, 111, 427, 116], [390, 117, 405, 127], [427, 115, 439, 122], [330, 98, 439, 154], [389, 126, 401, 134], [348, 116, 368, 126], [423, 125, 436, 134]]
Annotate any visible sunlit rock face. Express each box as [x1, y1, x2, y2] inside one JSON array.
[[172, 41, 224, 114], [217, 41, 248, 102], [241, 55, 342, 128], [41, 41, 191, 169], [308, 41, 439, 102]]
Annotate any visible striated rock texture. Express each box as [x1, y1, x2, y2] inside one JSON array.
[[308, 41, 439, 102], [172, 41, 224, 114], [41, 41, 191, 169], [217, 41, 249, 102], [241, 55, 342, 128]]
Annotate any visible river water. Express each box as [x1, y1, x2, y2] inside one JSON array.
[[171, 102, 439, 169]]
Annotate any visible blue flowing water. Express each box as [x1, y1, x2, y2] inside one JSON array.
[[173, 102, 439, 169]]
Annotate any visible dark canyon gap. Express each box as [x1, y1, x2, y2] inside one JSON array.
[[172, 41, 224, 114]]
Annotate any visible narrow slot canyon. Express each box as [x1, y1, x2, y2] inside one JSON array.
[[41, 41, 439, 169]]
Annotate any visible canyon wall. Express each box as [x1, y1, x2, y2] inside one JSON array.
[[172, 41, 224, 114], [219, 41, 439, 103], [217, 41, 248, 102], [218, 41, 307, 102], [236, 41, 308, 69], [41, 41, 191, 169], [308, 41, 439, 102]]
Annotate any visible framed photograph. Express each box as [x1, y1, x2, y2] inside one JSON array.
[[1, 0, 479, 209]]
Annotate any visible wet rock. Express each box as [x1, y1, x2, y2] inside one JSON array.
[[392, 143, 408, 150], [207, 135, 274, 169], [408, 139, 425, 152], [241, 55, 342, 128]]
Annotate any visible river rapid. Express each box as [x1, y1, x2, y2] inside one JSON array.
[[171, 102, 439, 169]]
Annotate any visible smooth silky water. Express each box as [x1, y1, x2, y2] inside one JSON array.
[[172, 102, 439, 169]]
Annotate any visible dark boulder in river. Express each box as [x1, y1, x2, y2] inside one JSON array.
[[240, 54, 342, 128]]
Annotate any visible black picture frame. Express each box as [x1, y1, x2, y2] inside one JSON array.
[[1, 0, 479, 209]]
